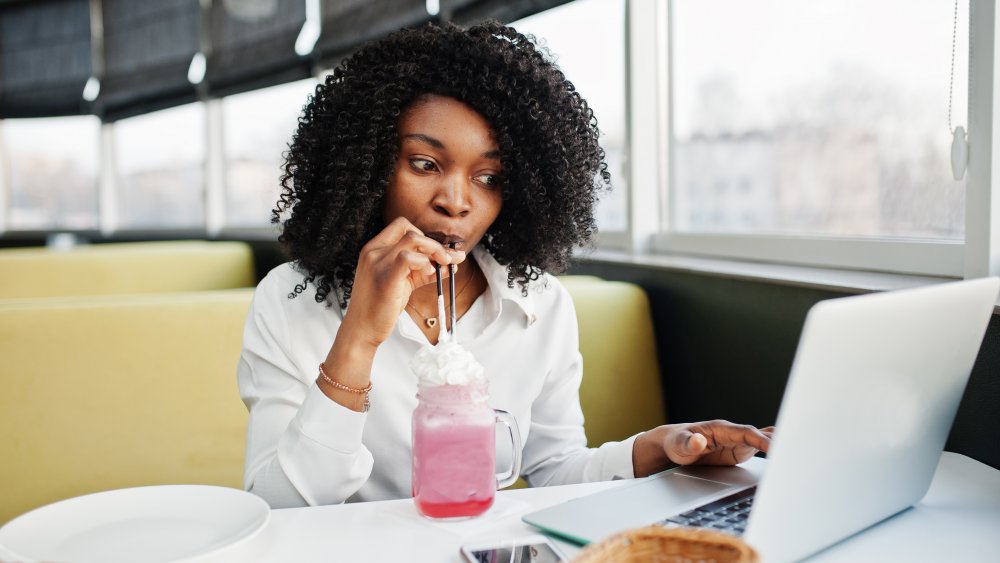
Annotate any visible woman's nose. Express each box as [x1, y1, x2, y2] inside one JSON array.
[[432, 175, 471, 218]]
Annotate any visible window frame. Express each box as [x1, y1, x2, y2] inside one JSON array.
[[627, 0, 998, 280], [0, 120, 8, 233]]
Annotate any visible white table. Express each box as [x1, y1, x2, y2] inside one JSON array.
[[216, 452, 1000, 562]]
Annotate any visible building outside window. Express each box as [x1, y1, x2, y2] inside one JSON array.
[[2, 116, 100, 230], [668, 0, 968, 241], [222, 78, 317, 228], [514, 0, 628, 233], [114, 103, 206, 229]]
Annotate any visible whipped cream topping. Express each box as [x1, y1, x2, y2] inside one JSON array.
[[410, 340, 485, 385]]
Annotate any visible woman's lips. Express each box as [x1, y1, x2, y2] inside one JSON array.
[[424, 231, 465, 248]]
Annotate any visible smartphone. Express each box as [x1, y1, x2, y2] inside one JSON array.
[[460, 534, 568, 563]]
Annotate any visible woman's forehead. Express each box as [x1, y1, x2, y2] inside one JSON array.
[[398, 95, 499, 155]]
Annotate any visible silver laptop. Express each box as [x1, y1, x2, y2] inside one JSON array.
[[523, 277, 999, 563]]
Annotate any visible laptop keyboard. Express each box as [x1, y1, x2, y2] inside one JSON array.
[[659, 486, 756, 535]]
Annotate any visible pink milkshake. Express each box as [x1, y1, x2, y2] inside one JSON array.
[[409, 341, 521, 520], [411, 382, 497, 518]]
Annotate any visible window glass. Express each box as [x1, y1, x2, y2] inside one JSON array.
[[222, 78, 317, 227], [512, 0, 628, 232], [3, 116, 100, 230], [115, 103, 205, 228], [670, 0, 968, 240]]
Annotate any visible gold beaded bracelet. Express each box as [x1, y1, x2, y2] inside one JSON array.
[[318, 363, 372, 412]]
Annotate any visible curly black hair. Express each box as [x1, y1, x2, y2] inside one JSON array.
[[273, 20, 611, 307]]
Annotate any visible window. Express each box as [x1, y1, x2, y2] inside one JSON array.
[[222, 78, 317, 228], [5, 0, 995, 284], [512, 0, 628, 234], [114, 103, 206, 229], [670, 0, 967, 240], [2, 116, 100, 230], [635, 0, 975, 277]]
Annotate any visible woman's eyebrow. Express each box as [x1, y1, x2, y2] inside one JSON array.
[[402, 133, 500, 160], [401, 133, 445, 149]]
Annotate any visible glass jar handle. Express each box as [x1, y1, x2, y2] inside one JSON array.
[[494, 409, 522, 489]]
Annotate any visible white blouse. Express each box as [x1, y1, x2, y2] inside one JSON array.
[[238, 247, 637, 508]]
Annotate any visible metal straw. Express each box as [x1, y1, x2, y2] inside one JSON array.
[[434, 263, 443, 300], [448, 243, 458, 339], [434, 263, 447, 342]]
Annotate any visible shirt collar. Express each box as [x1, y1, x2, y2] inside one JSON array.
[[473, 246, 535, 323]]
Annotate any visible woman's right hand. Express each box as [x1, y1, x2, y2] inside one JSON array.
[[341, 216, 465, 348]]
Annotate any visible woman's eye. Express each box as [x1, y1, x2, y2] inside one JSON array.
[[475, 173, 501, 188], [409, 158, 437, 172]]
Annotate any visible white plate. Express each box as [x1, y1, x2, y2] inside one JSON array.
[[0, 485, 270, 563]]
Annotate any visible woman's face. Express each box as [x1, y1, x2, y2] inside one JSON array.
[[383, 94, 504, 252]]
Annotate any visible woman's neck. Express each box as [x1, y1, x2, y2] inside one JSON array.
[[405, 258, 487, 339], [410, 260, 481, 307]]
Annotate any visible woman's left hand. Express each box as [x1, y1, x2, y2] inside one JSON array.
[[632, 420, 774, 478]]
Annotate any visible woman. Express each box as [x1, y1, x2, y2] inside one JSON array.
[[238, 21, 771, 508]]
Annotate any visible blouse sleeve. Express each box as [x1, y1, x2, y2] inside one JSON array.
[[237, 272, 374, 508], [519, 279, 639, 487]]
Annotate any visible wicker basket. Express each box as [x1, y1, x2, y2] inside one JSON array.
[[572, 526, 760, 563]]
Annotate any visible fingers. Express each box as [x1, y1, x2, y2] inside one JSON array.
[[364, 217, 465, 267], [692, 421, 771, 451], [667, 421, 773, 467], [390, 249, 437, 279], [684, 432, 708, 455], [734, 426, 771, 452], [356, 218, 468, 297], [363, 216, 421, 251], [666, 428, 709, 465]]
